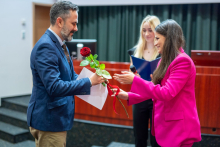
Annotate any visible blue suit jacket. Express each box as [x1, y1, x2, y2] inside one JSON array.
[[27, 29, 91, 132]]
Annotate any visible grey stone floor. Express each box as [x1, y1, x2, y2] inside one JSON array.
[[0, 139, 35, 147]]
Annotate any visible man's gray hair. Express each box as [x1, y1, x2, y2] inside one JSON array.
[[50, 1, 79, 25]]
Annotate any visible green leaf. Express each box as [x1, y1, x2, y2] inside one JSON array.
[[80, 60, 89, 66], [94, 60, 99, 66], [102, 70, 112, 79], [90, 54, 94, 60], [102, 74, 112, 79], [90, 62, 96, 68], [96, 69, 102, 76], [94, 54, 98, 60], [100, 64, 105, 70], [86, 57, 91, 62]]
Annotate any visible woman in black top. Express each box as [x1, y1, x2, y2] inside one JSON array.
[[128, 15, 160, 147]]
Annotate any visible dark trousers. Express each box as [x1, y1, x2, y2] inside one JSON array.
[[132, 99, 160, 147]]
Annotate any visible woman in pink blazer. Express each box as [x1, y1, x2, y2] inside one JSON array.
[[113, 19, 201, 147]]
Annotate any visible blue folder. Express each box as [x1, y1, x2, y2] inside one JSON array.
[[131, 55, 161, 81]]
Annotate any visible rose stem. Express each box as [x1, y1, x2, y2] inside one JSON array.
[[108, 84, 129, 118], [116, 96, 129, 118]]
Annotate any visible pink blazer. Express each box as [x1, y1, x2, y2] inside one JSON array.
[[128, 48, 201, 147]]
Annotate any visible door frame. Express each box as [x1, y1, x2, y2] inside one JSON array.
[[32, 2, 52, 47]]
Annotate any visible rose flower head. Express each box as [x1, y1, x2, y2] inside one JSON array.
[[80, 47, 91, 57]]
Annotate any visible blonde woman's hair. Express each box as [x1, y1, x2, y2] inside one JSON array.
[[134, 15, 160, 61]]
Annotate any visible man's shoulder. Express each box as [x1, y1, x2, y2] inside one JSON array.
[[31, 34, 55, 59], [34, 33, 53, 48]]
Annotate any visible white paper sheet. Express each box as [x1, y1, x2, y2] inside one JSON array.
[[76, 67, 108, 110]]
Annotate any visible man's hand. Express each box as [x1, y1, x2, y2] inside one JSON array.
[[89, 73, 105, 86]]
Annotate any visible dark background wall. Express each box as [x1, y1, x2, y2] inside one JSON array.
[[73, 4, 220, 62]]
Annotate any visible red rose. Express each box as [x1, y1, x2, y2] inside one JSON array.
[[80, 47, 91, 57]]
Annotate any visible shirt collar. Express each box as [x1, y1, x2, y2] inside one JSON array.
[[48, 28, 65, 46]]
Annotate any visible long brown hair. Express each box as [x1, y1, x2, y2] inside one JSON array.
[[152, 20, 185, 85]]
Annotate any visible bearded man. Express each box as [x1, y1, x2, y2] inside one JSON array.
[[27, 1, 104, 147]]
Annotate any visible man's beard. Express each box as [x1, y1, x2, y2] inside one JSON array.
[[61, 25, 75, 42]]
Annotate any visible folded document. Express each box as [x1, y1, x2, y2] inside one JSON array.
[[131, 55, 161, 81], [76, 67, 108, 110]]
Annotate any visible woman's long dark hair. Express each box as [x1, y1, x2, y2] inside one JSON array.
[[152, 19, 185, 85]]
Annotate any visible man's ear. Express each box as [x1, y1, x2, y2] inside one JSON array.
[[56, 17, 64, 28]]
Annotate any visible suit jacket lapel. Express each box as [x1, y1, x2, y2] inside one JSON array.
[[45, 29, 72, 76]]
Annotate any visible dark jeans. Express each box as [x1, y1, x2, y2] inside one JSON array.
[[132, 99, 160, 147]]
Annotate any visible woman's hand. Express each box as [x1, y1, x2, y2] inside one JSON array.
[[113, 71, 135, 84], [111, 88, 128, 100], [135, 73, 141, 77]]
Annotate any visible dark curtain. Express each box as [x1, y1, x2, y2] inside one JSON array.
[[73, 4, 220, 62]]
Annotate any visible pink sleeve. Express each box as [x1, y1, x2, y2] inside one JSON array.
[[127, 56, 192, 105]]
